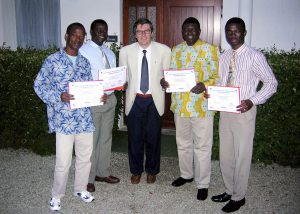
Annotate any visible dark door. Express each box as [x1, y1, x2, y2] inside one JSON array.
[[123, 0, 222, 128]]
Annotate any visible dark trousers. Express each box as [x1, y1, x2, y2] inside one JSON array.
[[126, 96, 162, 175]]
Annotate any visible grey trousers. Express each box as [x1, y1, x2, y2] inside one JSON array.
[[88, 93, 117, 183], [219, 106, 256, 201]]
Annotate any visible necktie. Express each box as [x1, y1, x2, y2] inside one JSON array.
[[227, 50, 236, 86], [100, 46, 110, 69], [140, 50, 149, 94]]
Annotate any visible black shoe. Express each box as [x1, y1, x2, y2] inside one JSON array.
[[222, 198, 246, 213], [197, 188, 208, 201], [86, 183, 95, 192], [171, 177, 193, 187], [211, 192, 232, 202]]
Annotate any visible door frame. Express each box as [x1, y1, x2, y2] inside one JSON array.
[[122, 0, 223, 129]]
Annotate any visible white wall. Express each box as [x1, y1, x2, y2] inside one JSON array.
[[251, 0, 300, 50], [0, 0, 299, 51], [221, 0, 300, 51], [60, 0, 122, 46], [221, 0, 239, 50]]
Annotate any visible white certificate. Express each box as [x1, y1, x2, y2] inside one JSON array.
[[68, 81, 104, 109], [98, 66, 127, 91], [164, 69, 197, 93], [207, 86, 240, 113]]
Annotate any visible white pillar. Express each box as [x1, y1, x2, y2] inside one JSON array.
[[238, 0, 253, 46]]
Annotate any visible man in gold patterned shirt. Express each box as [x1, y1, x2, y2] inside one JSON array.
[[161, 17, 219, 201]]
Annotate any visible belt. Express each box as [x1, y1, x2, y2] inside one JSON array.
[[136, 93, 152, 99]]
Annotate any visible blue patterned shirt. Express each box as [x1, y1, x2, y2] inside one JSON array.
[[33, 48, 95, 134]]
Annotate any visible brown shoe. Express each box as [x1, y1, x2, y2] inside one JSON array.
[[87, 183, 95, 192], [131, 174, 141, 184], [147, 174, 156, 184], [95, 175, 120, 184]]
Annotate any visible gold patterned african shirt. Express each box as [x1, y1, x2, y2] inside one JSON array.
[[170, 39, 219, 117]]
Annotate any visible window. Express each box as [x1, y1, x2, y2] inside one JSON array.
[[15, 0, 61, 49]]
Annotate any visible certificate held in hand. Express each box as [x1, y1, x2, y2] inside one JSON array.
[[163, 69, 196, 93], [207, 86, 240, 113], [98, 66, 127, 91], [68, 80, 104, 109]]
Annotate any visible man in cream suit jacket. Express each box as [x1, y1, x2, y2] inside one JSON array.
[[119, 18, 171, 184]]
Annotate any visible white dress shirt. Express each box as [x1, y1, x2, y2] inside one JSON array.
[[80, 40, 116, 80], [137, 44, 152, 94], [80, 40, 116, 94]]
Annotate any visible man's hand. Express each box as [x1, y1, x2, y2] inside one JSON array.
[[61, 92, 74, 102], [204, 90, 210, 99], [101, 93, 108, 104], [237, 99, 253, 113], [160, 78, 169, 90], [191, 82, 206, 94], [123, 81, 128, 91]]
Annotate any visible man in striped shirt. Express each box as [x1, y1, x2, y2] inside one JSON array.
[[211, 17, 278, 213]]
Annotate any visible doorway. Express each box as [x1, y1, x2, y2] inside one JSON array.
[[123, 0, 222, 128]]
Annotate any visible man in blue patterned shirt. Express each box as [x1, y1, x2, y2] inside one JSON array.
[[33, 23, 106, 211]]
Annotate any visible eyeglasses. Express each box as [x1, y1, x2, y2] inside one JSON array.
[[136, 29, 151, 35]]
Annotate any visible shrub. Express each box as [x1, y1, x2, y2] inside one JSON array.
[[110, 43, 125, 131], [0, 47, 56, 152], [0, 43, 124, 155], [0, 45, 299, 167], [253, 47, 300, 167]]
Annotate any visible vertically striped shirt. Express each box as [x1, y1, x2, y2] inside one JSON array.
[[170, 39, 219, 117], [218, 44, 278, 105]]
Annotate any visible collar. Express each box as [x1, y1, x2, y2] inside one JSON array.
[[138, 42, 152, 52], [61, 48, 80, 57], [232, 43, 247, 55], [181, 39, 206, 52], [183, 39, 205, 48], [89, 40, 107, 49]]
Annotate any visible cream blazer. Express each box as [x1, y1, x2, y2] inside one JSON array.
[[119, 41, 171, 116]]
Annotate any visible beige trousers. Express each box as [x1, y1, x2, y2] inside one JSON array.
[[51, 132, 93, 199], [219, 106, 256, 201], [174, 114, 214, 189]]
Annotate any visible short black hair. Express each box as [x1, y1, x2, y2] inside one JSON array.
[[66, 22, 86, 35], [225, 17, 246, 32], [182, 17, 201, 30], [133, 18, 154, 34], [90, 19, 108, 31]]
